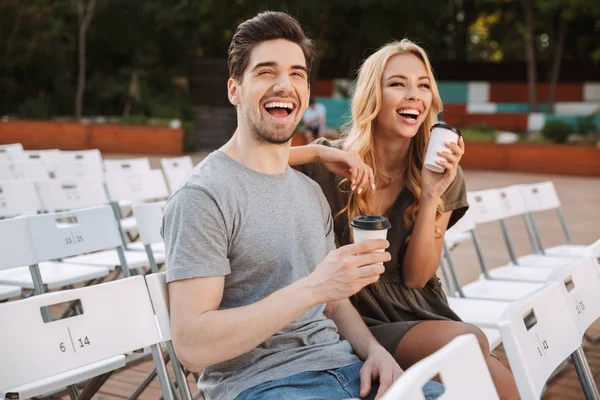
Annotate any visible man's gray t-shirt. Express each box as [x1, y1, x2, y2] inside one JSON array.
[[161, 151, 359, 400]]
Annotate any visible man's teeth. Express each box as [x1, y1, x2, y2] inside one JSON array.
[[265, 102, 294, 109]]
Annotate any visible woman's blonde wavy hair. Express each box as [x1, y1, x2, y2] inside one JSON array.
[[338, 39, 444, 243]]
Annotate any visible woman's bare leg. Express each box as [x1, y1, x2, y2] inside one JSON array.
[[393, 320, 520, 400]]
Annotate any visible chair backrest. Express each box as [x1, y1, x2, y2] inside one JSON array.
[[53, 150, 104, 180], [495, 185, 529, 218], [0, 276, 162, 394], [105, 170, 169, 203], [132, 202, 166, 245], [445, 207, 476, 238], [145, 272, 172, 341], [498, 282, 581, 399], [160, 156, 194, 192], [24, 149, 61, 174], [546, 257, 600, 337], [381, 334, 499, 400], [35, 177, 109, 212], [466, 189, 507, 224], [518, 181, 561, 213], [0, 143, 26, 161], [0, 180, 43, 218], [104, 158, 151, 175], [0, 160, 49, 180], [0, 216, 38, 271], [26, 206, 124, 262]]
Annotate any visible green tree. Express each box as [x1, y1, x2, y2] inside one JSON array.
[[538, 0, 600, 113]]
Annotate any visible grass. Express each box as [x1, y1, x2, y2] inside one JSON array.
[[460, 128, 496, 142]]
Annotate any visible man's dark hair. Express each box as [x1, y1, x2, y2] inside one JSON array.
[[228, 11, 315, 83]]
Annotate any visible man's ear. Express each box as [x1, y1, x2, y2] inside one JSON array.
[[227, 78, 240, 106]]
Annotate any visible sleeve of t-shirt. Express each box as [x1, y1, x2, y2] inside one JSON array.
[[161, 185, 231, 283], [441, 165, 469, 230]]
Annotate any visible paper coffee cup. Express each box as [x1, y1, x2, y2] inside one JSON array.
[[350, 215, 391, 263], [424, 122, 462, 173]]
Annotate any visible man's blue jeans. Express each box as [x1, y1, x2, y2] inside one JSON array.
[[236, 361, 444, 399]]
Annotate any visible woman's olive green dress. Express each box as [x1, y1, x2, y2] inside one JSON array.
[[297, 139, 469, 354]]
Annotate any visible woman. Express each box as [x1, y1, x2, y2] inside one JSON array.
[[290, 40, 519, 399]]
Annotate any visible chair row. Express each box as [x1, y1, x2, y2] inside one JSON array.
[[0, 143, 194, 194], [434, 182, 597, 350], [4, 252, 598, 399], [384, 256, 600, 399], [0, 203, 167, 302]]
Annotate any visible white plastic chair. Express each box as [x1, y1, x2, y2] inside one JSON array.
[[469, 187, 580, 269], [438, 255, 508, 342], [0, 208, 114, 303], [546, 257, 600, 399], [104, 169, 170, 235], [53, 150, 104, 180], [491, 185, 583, 267], [441, 208, 544, 302], [104, 157, 151, 175], [0, 276, 174, 400], [519, 181, 600, 259], [0, 160, 49, 181], [146, 272, 193, 400], [24, 149, 61, 176], [498, 282, 587, 400], [53, 206, 156, 275], [0, 143, 26, 161], [161, 156, 194, 193], [0, 217, 31, 301], [445, 206, 554, 284], [380, 334, 499, 400], [102, 158, 151, 216], [130, 202, 167, 272], [0, 179, 43, 218], [34, 176, 109, 213]]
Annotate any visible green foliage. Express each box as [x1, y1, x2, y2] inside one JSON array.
[[578, 117, 598, 134], [1, 0, 600, 121], [467, 123, 496, 134], [460, 128, 496, 142], [17, 97, 54, 119], [541, 120, 573, 143], [119, 115, 150, 125]]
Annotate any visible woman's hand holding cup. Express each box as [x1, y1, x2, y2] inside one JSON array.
[[421, 123, 465, 200]]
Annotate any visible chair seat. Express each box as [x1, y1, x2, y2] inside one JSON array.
[[545, 244, 597, 258], [513, 254, 581, 268], [128, 242, 165, 253], [484, 265, 554, 283], [480, 328, 502, 351], [62, 250, 162, 271], [444, 231, 471, 250], [1, 355, 126, 400], [461, 280, 542, 301], [0, 262, 109, 290], [0, 284, 21, 301], [447, 297, 509, 328], [120, 216, 138, 232]]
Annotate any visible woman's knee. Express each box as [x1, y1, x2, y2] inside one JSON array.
[[459, 323, 491, 356]]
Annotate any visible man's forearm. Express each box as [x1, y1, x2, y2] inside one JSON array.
[[174, 278, 318, 371], [325, 299, 382, 360]]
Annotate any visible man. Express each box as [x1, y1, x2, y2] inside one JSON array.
[[303, 97, 327, 142], [162, 11, 443, 400]]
